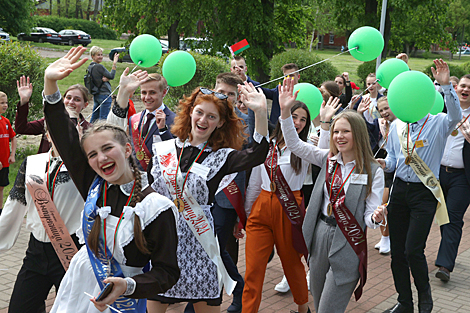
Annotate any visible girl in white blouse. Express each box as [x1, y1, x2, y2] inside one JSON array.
[[243, 100, 311, 313], [279, 78, 387, 313]]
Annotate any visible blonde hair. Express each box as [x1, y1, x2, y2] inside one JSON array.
[[90, 46, 103, 57], [0, 91, 7, 99], [377, 96, 388, 109], [329, 110, 377, 196], [145, 73, 168, 91]]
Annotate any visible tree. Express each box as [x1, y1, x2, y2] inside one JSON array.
[[0, 0, 35, 34]]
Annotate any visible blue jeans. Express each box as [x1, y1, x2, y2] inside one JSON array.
[[90, 94, 112, 123]]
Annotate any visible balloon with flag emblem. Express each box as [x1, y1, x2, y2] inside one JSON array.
[[376, 58, 409, 89], [293, 83, 323, 119], [348, 27, 384, 62], [162, 51, 197, 87], [388, 71, 435, 123], [129, 34, 163, 68]]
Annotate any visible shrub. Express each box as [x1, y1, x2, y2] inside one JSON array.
[[459, 61, 470, 77], [34, 16, 117, 40], [154, 50, 230, 110], [356, 60, 377, 88], [0, 41, 45, 122], [268, 49, 338, 89], [423, 63, 467, 81]]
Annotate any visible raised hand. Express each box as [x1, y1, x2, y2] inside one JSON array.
[[431, 59, 450, 86], [320, 96, 341, 124], [113, 53, 120, 65], [357, 97, 371, 114], [342, 72, 349, 81], [279, 76, 299, 118], [347, 94, 361, 109], [116, 68, 148, 108], [238, 82, 267, 114], [155, 109, 166, 129], [17, 75, 33, 106], [45, 47, 88, 82]]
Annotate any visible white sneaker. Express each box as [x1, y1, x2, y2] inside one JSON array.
[[274, 275, 290, 293], [379, 236, 390, 254], [306, 270, 310, 291], [374, 239, 382, 250]]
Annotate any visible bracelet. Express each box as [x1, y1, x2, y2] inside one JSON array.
[[319, 120, 331, 124]]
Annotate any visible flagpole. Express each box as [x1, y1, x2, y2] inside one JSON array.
[[376, 0, 388, 72]]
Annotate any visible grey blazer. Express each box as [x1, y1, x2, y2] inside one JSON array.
[[302, 155, 379, 286]]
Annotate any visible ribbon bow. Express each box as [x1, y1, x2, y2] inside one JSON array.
[[123, 203, 146, 227], [97, 206, 111, 220]]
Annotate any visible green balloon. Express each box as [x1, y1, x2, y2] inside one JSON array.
[[376, 59, 409, 89], [430, 90, 444, 115], [129, 34, 162, 68], [162, 51, 197, 87], [388, 71, 435, 123], [348, 26, 384, 62], [293, 83, 323, 119]]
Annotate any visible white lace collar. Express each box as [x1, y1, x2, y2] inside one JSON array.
[[175, 137, 213, 152], [107, 172, 149, 196]]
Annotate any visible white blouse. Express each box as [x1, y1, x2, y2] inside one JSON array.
[[280, 115, 384, 229], [245, 143, 310, 216]]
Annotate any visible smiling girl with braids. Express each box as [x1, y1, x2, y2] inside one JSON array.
[[43, 47, 180, 313]]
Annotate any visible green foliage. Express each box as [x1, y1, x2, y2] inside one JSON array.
[[0, 41, 45, 122], [423, 63, 467, 80], [356, 60, 376, 87], [268, 49, 338, 89], [155, 50, 230, 110], [34, 16, 117, 40], [0, 0, 35, 34]]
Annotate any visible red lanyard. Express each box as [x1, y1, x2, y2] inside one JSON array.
[[329, 163, 356, 205], [46, 155, 63, 201], [175, 140, 209, 197], [270, 141, 283, 183], [101, 181, 136, 259], [407, 114, 429, 157]]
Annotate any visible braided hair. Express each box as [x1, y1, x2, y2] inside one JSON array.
[[82, 122, 150, 255]]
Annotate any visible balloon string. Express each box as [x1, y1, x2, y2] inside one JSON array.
[[344, 78, 379, 110], [83, 61, 143, 124], [255, 47, 359, 88]]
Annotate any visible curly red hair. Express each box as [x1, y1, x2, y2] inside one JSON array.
[[171, 87, 247, 151]]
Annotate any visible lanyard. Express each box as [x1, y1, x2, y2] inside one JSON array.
[[270, 141, 284, 183], [407, 114, 429, 158], [329, 163, 356, 206], [175, 140, 209, 197], [101, 181, 136, 260], [452, 114, 470, 135], [140, 115, 155, 143], [46, 154, 63, 201]]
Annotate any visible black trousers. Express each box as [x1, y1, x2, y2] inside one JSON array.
[[8, 233, 81, 313], [435, 167, 470, 271], [388, 178, 436, 308]]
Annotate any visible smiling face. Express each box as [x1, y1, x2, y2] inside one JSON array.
[[190, 100, 224, 145], [141, 80, 167, 112], [292, 107, 308, 134], [457, 77, 470, 109], [91, 50, 104, 63], [64, 89, 88, 118], [377, 100, 396, 122], [366, 76, 377, 95], [332, 118, 354, 155], [0, 96, 7, 114], [82, 130, 134, 185], [335, 77, 345, 92]]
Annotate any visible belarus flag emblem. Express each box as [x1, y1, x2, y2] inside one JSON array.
[[229, 39, 250, 56]]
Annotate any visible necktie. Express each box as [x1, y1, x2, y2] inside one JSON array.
[[141, 113, 154, 137]]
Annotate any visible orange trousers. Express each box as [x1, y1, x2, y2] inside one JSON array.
[[242, 190, 308, 313]]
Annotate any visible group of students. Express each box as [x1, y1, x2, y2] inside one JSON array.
[[0, 45, 466, 313]]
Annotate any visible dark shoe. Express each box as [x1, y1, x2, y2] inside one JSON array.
[[383, 302, 413, 313], [227, 293, 242, 313], [418, 288, 433, 313], [435, 266, 450, 282], [290, 307, 311, 313]]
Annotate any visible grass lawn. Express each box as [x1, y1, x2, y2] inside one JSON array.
[[11, 37, 127, 55]]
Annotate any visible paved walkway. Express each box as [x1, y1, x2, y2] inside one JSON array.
[[1, 214, 469, 312]]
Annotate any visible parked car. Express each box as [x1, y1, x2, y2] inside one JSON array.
[[17, 27, 61, 44], [109, 39, 169, 63], [0, 28, 10, 42], [58, 30, 91, 46]]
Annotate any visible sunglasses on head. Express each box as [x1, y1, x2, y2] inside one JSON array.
[[199, 87, 228, 100]]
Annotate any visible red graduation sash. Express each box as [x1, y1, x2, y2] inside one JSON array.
[[325, 156, 367, 301], [131, 112, 152, 170], [222, 181, 247, 229], [264, 143, 308, 259]]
